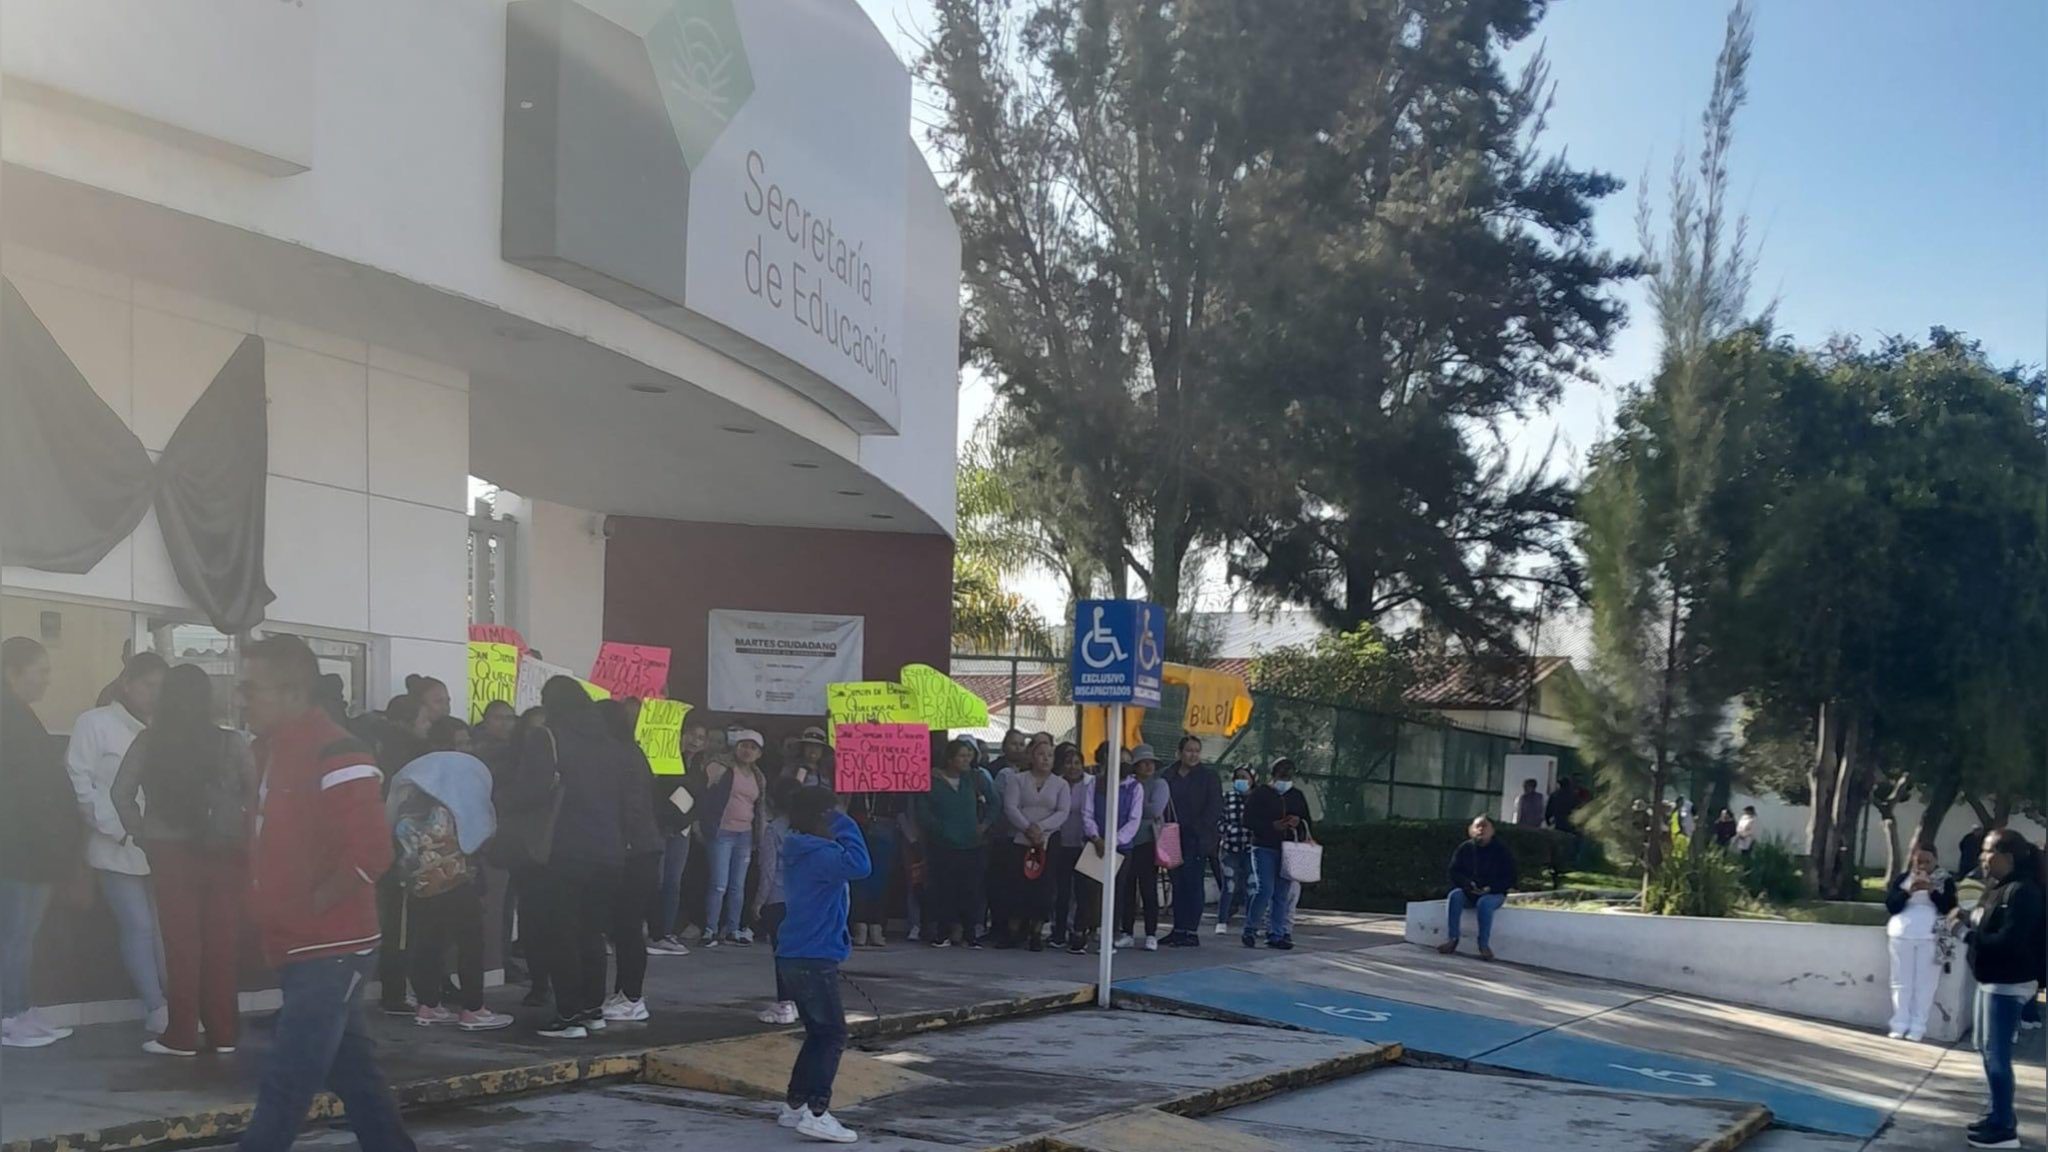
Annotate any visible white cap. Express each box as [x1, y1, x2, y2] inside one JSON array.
[[731, 728, 765, 748]]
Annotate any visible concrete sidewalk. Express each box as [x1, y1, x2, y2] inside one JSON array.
[[0, 913, 1405, 1152]]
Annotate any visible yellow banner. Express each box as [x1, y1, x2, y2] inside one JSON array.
[[467, 642, 519, 723], [1080, 705, 1147, 762], [899, 664, 990, 730], [635, 698, 692, 776], [577, 677, 611, 702], [1165, 663, 1253, 737]]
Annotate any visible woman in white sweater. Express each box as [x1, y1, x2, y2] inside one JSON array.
[[999, 738, 1071, 952]]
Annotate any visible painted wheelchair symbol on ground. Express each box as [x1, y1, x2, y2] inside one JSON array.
[[1117, 967, 1886, 1138]]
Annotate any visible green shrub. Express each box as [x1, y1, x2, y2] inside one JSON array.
[[1298, 821, 1577, 913], [1643, 835, 1743, 917], [1737, 836, 1807, 905]]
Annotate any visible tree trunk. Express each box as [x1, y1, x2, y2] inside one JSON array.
[[1822, 710, 1873, 900], [1964, 792, 1995, 829], [1912, 773, 1959, 856], [1805, 700, 1839, 897], [1873, 777, 1907, 886], [1647, 596, 1683, 872]]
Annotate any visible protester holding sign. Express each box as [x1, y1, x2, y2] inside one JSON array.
[[1000, 738, 1072, 952]]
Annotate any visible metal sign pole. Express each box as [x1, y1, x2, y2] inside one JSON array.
[[1096, 703, 1122, 1008]]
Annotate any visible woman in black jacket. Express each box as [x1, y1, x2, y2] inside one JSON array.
[[0, 637, 80, 1048], [1960, 829, 2046, 1149]]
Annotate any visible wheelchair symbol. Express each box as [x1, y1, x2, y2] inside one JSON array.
[[1137, 607, 1162, 671], [1296, 1002, 1392, 1023], [1079, 606, 1128, 669], [1609, 1063, 1716, 1088]]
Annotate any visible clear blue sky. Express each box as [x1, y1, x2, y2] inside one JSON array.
[[858, 0, 2047, 607]]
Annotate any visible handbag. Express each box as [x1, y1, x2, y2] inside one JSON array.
[[1022, 846, 1046, 880], [1280, 826, 1322, 884], [1154, 795, 1184, 869]]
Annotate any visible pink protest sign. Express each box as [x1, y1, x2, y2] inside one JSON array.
[[833, 723, 932, 793], [589, 642, 672, 700]]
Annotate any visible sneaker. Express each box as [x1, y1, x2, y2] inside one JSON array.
[[579, 1011, 609, 1033], [968, 936, 985, 950], [757, 1001, 799, 1025], [1269, 937, 1296, 951], [852, 924, 869, 947], [142, 1038, 198, 1057], [210, 1045, 237, 1054], [1905, 1030, 1925, 1042], [146, 1006, 170, 1035], [537, 1018, 587, 1040], [735, 928, 756, 945], [796, 1109, 859, 1144], [868, 925, 886, 947], [1966, 1130, 2019, 1149], [414, 1005, 459, 1027], [1214, 922, 1229, 936], [603, 997, 650, 1023], [1142, 935, 1159, 952], [907, 925, 922, 943], [1067, 937, 1088, 956], [704, 935, 723, 948], [1, 1018, 56, 1049], [1887, 1030, 1906, 1040], [929, 937, 953, 949], [23, 1010, 71, 1041], [777, 1103, 806, 1129], [1241, 933, 1258, 948], [1114, 933, 1136, 949], [647, 936, 691, 956], [459, 1009, 515, 1032]]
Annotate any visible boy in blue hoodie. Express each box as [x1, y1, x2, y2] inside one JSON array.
[[774, 786, 872, 1144]]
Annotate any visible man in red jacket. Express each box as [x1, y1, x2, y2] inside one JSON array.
[[237, 635, 415, 1152]]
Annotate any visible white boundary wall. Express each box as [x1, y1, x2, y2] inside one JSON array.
[[1404, 899, 1975, 1043]]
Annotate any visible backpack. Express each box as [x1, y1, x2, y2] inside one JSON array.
[[393, 801, 472, 898]]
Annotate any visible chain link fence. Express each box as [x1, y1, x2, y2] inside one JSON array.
[[954, 653, 1581, 827]]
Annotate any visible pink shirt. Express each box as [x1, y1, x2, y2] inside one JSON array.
[[721, 767, 759, 833]]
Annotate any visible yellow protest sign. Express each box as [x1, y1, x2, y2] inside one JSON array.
[[467, 642, 519, 723], [635, 699, 692, 776], [899, 664, 990, 731], [577, 677, 611, 702], [826, 681, 920, 745], [1164, 663, 1253, 737], [1080, 705, 1147, 761]]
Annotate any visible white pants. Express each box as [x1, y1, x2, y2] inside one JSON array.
[[1887, 935, 1940, 1037]]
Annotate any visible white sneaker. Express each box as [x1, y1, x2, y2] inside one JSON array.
[[146, 1006, 170, 1035], [756, 1001, 798, 1025], [777, 1103, 805, 1129], [24, 1010, 71, 1041], [796, 1110, 859, 1143], [735, 927, 756, 945], [143, 1039, 198, 1057], [1114, 933, 1135, 949], [1886, 1030, 1905, 1040], [413, 1005, 459, 1027], [907, 926, 922, 943], [603, 997, 650, 1023], [1214, 922, 1228, 936], [1, 1018, 56, 1049], [1142, 935, 1159, 952], [647, 936, 691, 956], [1905, 1030, 1925, 1042]]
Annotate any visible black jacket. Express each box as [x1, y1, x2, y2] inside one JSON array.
[[511, 711, 635, 870], [1882, 870, 1958, 918], [1449, 838, 1517, 896], [1244, 784, 1312, 850], [1968, 873, 2047, 986], [1165, 762, 1225, 856], [0, 688, 80, 882]]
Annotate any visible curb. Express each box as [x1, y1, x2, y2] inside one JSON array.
[[1, 990, 1088, 1152], [1687, 1104, 1773, 1152]]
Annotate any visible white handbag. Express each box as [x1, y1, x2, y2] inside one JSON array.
[[1281, 829, 1322, 884]]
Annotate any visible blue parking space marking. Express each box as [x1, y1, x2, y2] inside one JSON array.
[[1116, 967, 1543, 1060], [1117, 966, 1886, 1139], [1483, 1031, 1886, 1139]]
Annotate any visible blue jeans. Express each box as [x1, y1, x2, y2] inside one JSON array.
[[1171, 851, 1209, 936], [1446, 889, 1506, 949], [1975, 988, 2027, 1132], [654, 831, 691, 939], [778, 958, 846, 1113], [0, 880, 52, 1018], [1216, 849, 1256, 927], [239, 952, 415, 1152], [99, 870, 167, 1013], [705, 829, 754, 937], [1244, 848, 1294, 942]]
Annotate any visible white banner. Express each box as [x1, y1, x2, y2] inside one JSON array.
[[707, 609, 864, 715], [515, 655, 577, 713]]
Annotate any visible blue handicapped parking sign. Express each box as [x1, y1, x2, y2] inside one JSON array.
[[1071, 600, 1166, 708]]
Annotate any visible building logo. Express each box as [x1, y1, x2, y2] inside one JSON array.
[[644, 0, 752, 169]]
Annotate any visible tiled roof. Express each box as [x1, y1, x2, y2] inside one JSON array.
[[1403, 655, 1574, 710]]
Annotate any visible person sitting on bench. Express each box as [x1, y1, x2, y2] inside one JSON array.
[[1438, 816, 1516, 961]]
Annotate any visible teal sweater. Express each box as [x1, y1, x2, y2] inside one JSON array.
[[918, 768, 996, 850]]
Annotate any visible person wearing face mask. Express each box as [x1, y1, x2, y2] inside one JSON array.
[[67, 652, 172, 1034], [1215, 767, 1257, 937], [1242, 758, 1312, 951]]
